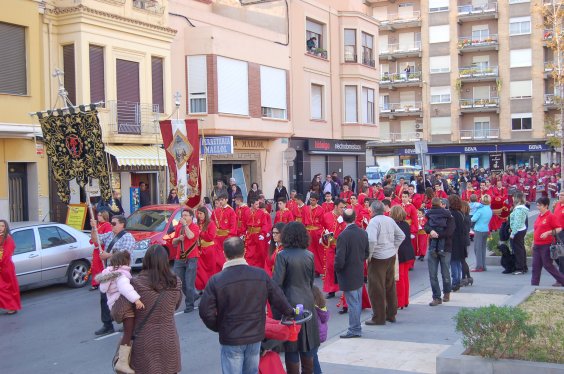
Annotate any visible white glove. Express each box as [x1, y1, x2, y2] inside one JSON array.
[[319, 238, 323, 244], [410, 234, 415, 239], [363, 218, 368, 224], [266, 233, 271, 238], [259, 235, 264, 241], [240, 235, 245, 240], [337, 216, 344, 224]]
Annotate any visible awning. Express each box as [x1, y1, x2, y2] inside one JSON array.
[[105, 145, 167, 167]]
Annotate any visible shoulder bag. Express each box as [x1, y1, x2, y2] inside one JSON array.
[[550, 238, 564, 260]]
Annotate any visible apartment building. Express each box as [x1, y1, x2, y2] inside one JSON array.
[[1, 0, 50, 222], [42, 0, 176, 220], [170, 0, 379, 197], [368, 0, 556, 170]]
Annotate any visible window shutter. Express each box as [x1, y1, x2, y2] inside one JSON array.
[[63, 44, 76, 105], [187, 55, 208, 114], [430, 117, 452, 135], [217, 56, 249, 116], [345, 86, 357, 123], [510, 49, 532, 68], [0, 22, 27, 95], [89, 45, 105, 103], [116, 59, 140, 134], [510, 81, 532, 98], [379, 122, 390, 139], [306, 20, 323, 35], [429, 25, 450, 43], [260, 66, 286, 110], [151, 56, 164, 113], [311, 84, 322, 119]]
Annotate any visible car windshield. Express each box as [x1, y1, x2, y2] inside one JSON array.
[[366, 172, 382, 179], [126, 209, 173, 232]]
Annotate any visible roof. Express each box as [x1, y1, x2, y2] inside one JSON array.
[[105, 145, 167, 167], [10, 221, 59, 229]]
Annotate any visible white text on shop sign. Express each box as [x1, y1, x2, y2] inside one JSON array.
[[200, 136, 234, 155]]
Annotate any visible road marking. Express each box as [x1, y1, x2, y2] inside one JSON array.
[[94, 332, 120, 341]]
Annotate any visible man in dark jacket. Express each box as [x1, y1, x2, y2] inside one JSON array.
[[335, 209, 369, 338], [199, 237, 294, 374], [139, 182, 151, 207]]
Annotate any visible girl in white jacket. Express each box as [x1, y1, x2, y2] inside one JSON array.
[[95, 251, 144, 374]]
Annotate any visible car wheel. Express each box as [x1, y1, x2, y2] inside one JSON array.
[[67, 260, 89, 288]]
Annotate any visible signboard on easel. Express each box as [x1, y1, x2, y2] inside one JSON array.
[[66, 204, 88, 231]]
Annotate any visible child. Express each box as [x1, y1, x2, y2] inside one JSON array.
[[468, 194, 481, 217], [416, 208, 428, 261], [312, 286, 330, 374], [425, 197, 451, 253], [96, 251, 144, 374]]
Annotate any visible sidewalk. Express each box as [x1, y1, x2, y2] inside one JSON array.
[[316, 262, 557, 374]]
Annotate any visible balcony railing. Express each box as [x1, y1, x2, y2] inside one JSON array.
[[106, 100, 160, 135], [379, 42, 422, 55], [379, 11, 421, 25], [362, 55, 376, 67], [132, 0, 164, 14], [380, 71, 422, 84], [306, 48, 328, 59], [344, 46, 357, 63], [460, 129, 500, 140], [458, 2, 497, 15], [544, 94, 562, 107], [458, 66, 499, 78], [458, 35, 498, 50], [380, 102, 423, 113], [459, 97, 500, 109], [380, 132, 421, 143]]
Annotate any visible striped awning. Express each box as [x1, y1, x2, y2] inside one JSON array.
[[105, 145, 167, 167]]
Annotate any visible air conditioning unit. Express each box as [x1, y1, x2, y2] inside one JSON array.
[[415, 123, 423, 132]]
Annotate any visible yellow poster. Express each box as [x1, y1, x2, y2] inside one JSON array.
[[66, 204, 88, 231]]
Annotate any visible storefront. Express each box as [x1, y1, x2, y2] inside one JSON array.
[[288, 138, 366, 194]]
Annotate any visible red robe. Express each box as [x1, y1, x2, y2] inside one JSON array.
[[0, 235, 21, 311], [245, 209, 269, 268], [322, 201, 334, 213], [339, 191, 352, 204], [306, 204, 325, 275], [369, 188, 385, 201], [91, 221, 112, 287], [322, 211, 346, 293], [554, 202, 564, 228], [358, 192, 368, 206], [292, 204, 312, 226], [410, 193, 423, 210], [260, 209, 273, 269], [264, 245, 283, 278], [211, 205, 237, 271], [435, 190, 448, 199], [416, 216, 429, 257], [274, 208, 294, 224], [286, 199, 297, 214], [236, 205, 251, 237], [196, 220, 218, 290], [358, 207, 371, 230]]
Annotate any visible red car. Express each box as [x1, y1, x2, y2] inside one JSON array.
[[126, 204, 184, 268]]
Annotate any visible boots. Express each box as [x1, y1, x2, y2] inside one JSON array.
[[301, 357, 314, 374], [443, 293, 450, 302], [285, 360, 300, 374], [114, 345, 135, 374]]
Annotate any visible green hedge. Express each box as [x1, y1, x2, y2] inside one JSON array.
[[486, 231, 533, 257]]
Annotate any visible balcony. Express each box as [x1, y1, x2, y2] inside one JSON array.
[[457, 35, 498, 53], [460, 128, 500, 141], [544, 94, 561, 110], [379, 11, 422, 31], [306, 48, 328, 60], [380, 71, 422, 89], [379, 42, 422, 60], [379, 132, 422, 143], [458, 66, 498, 82], [459, 97, 500, 113], [132, 0, 164, 14], [106, 100, 160, 135], [380, 102, 423, 119], [457, 3, 498, 22]]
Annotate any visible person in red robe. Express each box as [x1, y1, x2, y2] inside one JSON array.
[[211, 194, 237, 271], [244, 199, 269, 268], [461, 184, 479, 202], [259, 201, 273, 267], [291, 194, 311, 226], [322, 199, 346, 298], [358, 198, 372, 229], [525, 174, 536, 203], [433, 183, 448, 199], [195, 206, 217, 290], [416, 209, 428, 261], [234, 195, 250, 237], [90, 211, 112, 290], [357, 187, 369, 206], [322, 192, 335, 213], [407, 185, 423, 209], [492, 180, 508, 201], [286, 190, 297, 213], [274, 198, 294, 224], [339, 184, 353, 204], [0, 220, 21, 314], [368, 184, 385, 201], [305, 193, 325, 276]]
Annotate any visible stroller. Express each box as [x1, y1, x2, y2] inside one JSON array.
[[259, 307, 313, 374]]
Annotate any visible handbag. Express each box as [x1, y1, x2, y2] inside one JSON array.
[[550, 240, 564, 260]]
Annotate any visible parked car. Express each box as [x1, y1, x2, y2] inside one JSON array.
[[12, 222, 94, 290], [126, 204, 182, 268], [366, 166, 384, 185], [385, 166, 422, 185]]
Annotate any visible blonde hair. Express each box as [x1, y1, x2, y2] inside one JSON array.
[[98, 211, 110, 222], [390, 205, 407, 222], [480, 194, 491, 206]]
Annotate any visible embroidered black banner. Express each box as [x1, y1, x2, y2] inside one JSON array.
[[39, 109, 111, 204]]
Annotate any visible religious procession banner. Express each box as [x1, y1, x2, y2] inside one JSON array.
[[38, 108, 111, 204], [159, 119, 201, 208]]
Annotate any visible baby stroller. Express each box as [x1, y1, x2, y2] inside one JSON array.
[[259, 307, 313, 374]]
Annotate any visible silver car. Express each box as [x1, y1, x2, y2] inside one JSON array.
[[11, 222, 94, 290]]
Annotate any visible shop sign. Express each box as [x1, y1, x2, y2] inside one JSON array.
[[65, 204, 88, 231], [36, 142, 45, 155], [397, 143, 549, 156], [200, 136, 234, 155], [497, 144, 549, 152], [307, 139, 365, 154], [234, 139, 268, 150], [489, 153, 504, 173]]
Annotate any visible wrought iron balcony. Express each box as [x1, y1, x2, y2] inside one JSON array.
[[458, 3, 498, 22], [457, 35, 498, 52], [458, 66, 498, 81], [379, 132, 422, 143], [459, 97, 500, 113], [106, 100, 160, 135], [460, 129, 500, 141]]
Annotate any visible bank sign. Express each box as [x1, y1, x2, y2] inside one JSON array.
[[397, 143, 549, 155], [200, 136, 234, 155], [307, 139, 365, 154]]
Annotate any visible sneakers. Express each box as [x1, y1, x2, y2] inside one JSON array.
[[95, 325, 115, 336], [471, 268, 484, 273], [513, 271, 524, 275], [429, 298, 442, 306], [552, 282, 563, 287], [443, 293, 450, 302]]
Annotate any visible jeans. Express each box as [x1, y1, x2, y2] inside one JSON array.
[[285, 349, 316, 362], [220, 342, 260, 374], [511, 229, 527, 272], [473, 231, 488, 270], [531, 244, 564, 286], [100, 292, 112, 328], [312, 346, 322, 374], [174, 258, 198, 311], [450, 259, 462, 287], [428, 251, 452, 300], [344, 287, 362, 336]]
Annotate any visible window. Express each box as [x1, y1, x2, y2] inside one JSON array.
[[344, 29, 356, 62], [429, 25, 450, 43], [471, 25, 489, 40], [12, 229, 36, 255], [430, 86, 451, 104], [116, 59, 141, 134], [63, 44, 76, 105], [187, 55, 207, 114], [362, 87, 375, 124], [430, 56, 450, 73], [379, 35, 389, 53], [89, 45, 105, 103], [362, 32, 374, 67], [260, 66, 287, 119], [511, 113, 532, 131], [431, 117, 452, 135], [510, 80, 532, 99], [474, 117, 490, 138], [311, 84, 323, 120], [217, 56, 248, 116], [151, 56, 164, 113], [0, 22, 27, 95], [39, 226, 76, 249], [380, 95, 390, 111], [306, 19, 323, 51], [510, 49, 532, 68], [379, 122, 390, 140], [510, 17, 531, 36], [344, 85, 357, 123], [472, 55, 490, 70], [429, 0, 449, 12]]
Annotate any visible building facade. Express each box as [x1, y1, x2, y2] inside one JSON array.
[[368, 0, 558, 170]]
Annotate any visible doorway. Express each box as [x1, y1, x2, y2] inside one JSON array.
[[131, 172, 159, 205], [213, 163, 251, 201], [9, 163, 29, 222]]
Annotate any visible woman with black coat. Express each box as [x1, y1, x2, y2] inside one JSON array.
[[273, 180, 289, 210], [273, 222, 320, 374], [448, 195, 470, 291], [390, 206, 415, 310]]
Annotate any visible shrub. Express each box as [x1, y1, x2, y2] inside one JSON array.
[[487, 231, 533, 256], [454, 305, 536, 359]]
